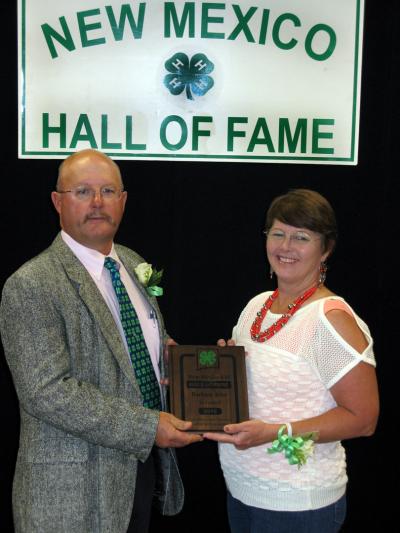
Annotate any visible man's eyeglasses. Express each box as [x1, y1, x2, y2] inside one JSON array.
[[264, 229, 321, 246], [56, 186, 124, 202]]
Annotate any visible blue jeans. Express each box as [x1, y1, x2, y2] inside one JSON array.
[[227, 492, 346, 533]]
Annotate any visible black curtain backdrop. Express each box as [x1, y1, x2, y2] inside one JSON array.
[[1, 2, 398, 532]]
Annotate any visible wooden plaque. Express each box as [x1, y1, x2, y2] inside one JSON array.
[[169, 345, 249, 432]]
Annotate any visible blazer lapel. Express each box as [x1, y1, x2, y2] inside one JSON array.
[[51, 235, 139, 388]]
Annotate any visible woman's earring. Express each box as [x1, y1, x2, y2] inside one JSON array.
[[319, 262, 328, 285], [270, 267, 274, 279]]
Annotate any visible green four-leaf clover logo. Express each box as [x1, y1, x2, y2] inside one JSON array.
[[199, 350, 217, 367], [164, 52, 214, 100]]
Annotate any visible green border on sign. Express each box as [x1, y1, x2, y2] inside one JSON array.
[[21, 0, 27, 156]]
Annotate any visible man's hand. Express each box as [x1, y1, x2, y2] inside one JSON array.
[[164, 337, 177, 359], [155, 412, 203, 448], [160, 338, 178, 386]]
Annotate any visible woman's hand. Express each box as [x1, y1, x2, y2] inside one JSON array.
[[217, 338, 236, 347], [203, 420, 276, 450]]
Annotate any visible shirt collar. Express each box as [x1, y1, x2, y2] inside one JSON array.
[[61, 230, 120, 281]]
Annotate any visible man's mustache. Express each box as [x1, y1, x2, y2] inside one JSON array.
[[84, 212, 114, 224]]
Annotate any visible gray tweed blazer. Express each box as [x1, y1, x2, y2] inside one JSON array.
[[0, 234, 183, 533]]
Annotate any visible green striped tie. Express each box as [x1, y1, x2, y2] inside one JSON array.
[[104, 257, 161, 410]]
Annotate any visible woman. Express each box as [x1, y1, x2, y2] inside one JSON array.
[[204, 189, 379, 533]]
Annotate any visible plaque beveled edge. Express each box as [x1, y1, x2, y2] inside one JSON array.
[[168, 345, 249, 433]]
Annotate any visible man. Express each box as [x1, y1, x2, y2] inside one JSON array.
[[0, 149, 202, 532]]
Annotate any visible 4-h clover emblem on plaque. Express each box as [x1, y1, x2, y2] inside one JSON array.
[[164, 52, 215, 100], [198, 349, 218, 369]]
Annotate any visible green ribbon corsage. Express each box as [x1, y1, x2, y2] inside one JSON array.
[[267, 424, 316, 468]]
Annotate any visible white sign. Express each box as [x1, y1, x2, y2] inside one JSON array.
[[19, 0, 364, 164]]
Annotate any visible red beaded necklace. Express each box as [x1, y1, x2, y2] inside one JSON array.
[[250, 285, 318, 342]]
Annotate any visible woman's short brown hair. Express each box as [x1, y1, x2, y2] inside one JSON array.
[[265, 189, 337, 253]]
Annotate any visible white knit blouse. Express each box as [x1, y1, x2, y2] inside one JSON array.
[[219, 292, 376, 511]]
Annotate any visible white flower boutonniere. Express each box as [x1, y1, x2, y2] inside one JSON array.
[[134, 262, 164, 297]]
